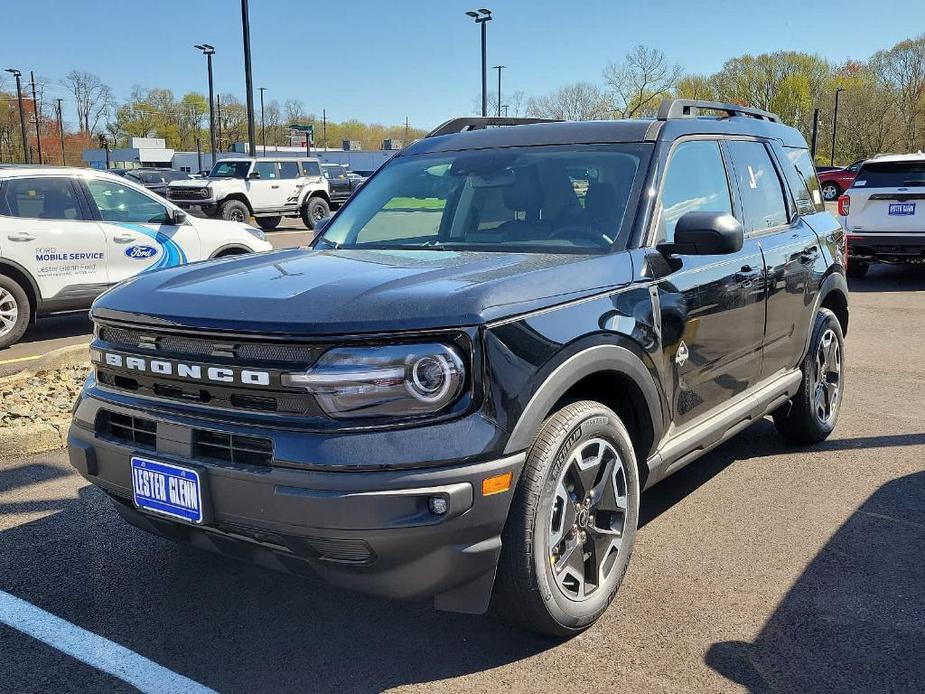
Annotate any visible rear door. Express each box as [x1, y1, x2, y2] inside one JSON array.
[[846, 159, 925, 233], [81, 176, 201, 283], [725, 139, 820, 378], [277, 160, 303, 211], [0, 175, 108, 302], [324, 165, 353, 203]]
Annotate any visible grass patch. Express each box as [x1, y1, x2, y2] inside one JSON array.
[[383, 197, 446, 210]]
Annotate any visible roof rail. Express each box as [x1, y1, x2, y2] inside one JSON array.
[[426, 116, 561, 138], [657, 99, 780, 124]]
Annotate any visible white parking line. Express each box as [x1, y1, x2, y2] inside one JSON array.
[[0, 590, 216, 694]]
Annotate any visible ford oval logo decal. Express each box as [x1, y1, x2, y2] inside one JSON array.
[[125, 245, 158, 259]]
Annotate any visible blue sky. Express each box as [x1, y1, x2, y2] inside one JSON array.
[[2, 0, 923, 130]]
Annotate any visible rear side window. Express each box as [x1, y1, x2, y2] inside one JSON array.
[[279, 161, 300, 179], [659, 140, 732, 242], [784, 147, 824, 214], [0, 177, 83, 220], [854, 160, 925, 188], [301, 161, 321, 177], [727, 140, 789, 232]]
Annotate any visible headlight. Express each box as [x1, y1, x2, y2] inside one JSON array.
[[200, 186, 212, 198], [282, 343, 465, 419], [243, 226, 266, 241]]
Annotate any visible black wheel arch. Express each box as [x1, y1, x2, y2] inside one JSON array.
[[209, 244, 253, 259], [217, 194, 254, 214], [0, 258, 41, 322]]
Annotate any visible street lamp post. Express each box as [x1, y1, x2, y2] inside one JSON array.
[[240, 0, 257, 157], [56, 98, 66, 165], [5, 69, 28, 163], [466, 9, 492, 117], [194, 44, 217, 165], [30, 71, 43, 164], [830, 87, 845, 167], [259, 87, 267, 155], [493, 65, 505, 117]]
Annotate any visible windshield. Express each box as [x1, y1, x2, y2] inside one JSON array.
[[854, 160, 925, 188], [318, 144, 650, 253], [209, 161, 251, 178]]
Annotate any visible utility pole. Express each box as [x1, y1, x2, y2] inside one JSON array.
[[216, 94, 222, 158], [322, 109, 327, 150], [810, 108, 820, 161], [404, 116, 409, 145], [259, 87, 267, 155], [240, 0, 257, 157], [830, 87, 845, 167], [502, 104, 509, 117], [466, 10, 492, 117], [493, 65, 505, 117], [55, 98, 66, 165], [196, 136, 202, 172], [30, 71, 43, 164], [5, 69, 29, 163]]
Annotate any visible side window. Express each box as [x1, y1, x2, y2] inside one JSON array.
[[301, 161, 321, 177], [279, 161, 300, 179], [254, 161, 278, 179], [0, 177, 83, 220], [659, 140, 732, 242], [86, 179, 171, 224], [727, 140, 789, 232], [784, 147, 824, 214]]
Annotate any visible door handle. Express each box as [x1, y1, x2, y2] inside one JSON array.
[[6, 232, 35, 242], [112, 234, 136, 244], [271, 185, 280, 189]]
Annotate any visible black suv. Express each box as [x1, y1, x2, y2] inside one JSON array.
[[69, 100, 849, 637]]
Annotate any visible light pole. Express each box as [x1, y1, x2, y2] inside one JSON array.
[[194, 43, 217, 165], [493, 65, 505, 117], [30, 71, 43, 164], [56, 98, 66, 165], [830, 87, 845, 167], [466, 9, 492, 117], [5, 69, 28, 163], [240, 0, 257, 157], [259, 86, 267, 155]]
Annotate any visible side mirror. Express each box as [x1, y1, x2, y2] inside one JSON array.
[[658, 211, 744, 256], [170, 209, 188, 225], [249, 171, 260, 180], [312, 216, 332, 234]]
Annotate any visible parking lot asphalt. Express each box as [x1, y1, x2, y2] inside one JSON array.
[[0, 225, 314, 376], [0, 263, 923, 693]]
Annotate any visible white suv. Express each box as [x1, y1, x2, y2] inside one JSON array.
[[839, 153, 925, 277], [167, 157, 334, 230], [0, 166, 272, 348]]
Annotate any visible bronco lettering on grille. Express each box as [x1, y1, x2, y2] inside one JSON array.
[[100, 352, 270, 386]]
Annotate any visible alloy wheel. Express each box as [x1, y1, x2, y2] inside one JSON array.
[[312, 204, 326, 221], [230, 209, 245, 222], [547, 438, 628, 601], [822, 184, 838, 201], [814, 328, 841, 423], [0, 288, 18, 338]]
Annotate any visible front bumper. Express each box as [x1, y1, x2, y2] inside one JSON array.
[[847, 232, 925, 263], [171, 200, 218, 216], [67, 390, 524, 614]]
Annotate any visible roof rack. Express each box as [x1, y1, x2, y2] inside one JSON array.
[[426, 116, 561, 138], [657, 99, 780, 123]]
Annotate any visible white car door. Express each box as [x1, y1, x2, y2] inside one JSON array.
[[246, 161, 287, 210], [82, 176, 202, 284], [0, 175, 108, 302]]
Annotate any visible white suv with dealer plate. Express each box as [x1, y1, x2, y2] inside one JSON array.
[[167, 157, 335, 230], [0, 166, 271, 348], [839, 153, 925, 277]]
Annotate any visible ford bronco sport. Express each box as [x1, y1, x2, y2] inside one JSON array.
[[69, 100, 849, 637]]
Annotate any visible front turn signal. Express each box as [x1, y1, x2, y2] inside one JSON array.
[[482, 472, 513, 496]]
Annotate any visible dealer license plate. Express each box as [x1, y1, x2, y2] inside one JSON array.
[[131, 456, 204, 524]]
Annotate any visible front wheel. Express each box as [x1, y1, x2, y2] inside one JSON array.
[[301, 197, 330, 230], [218, 199, 249, 223], [492, 400, 639, 638], [773, 308, 845, 444], [0, 275, 31, 349]]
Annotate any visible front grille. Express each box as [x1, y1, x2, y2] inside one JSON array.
[[96, 409, 274, 466], [168, 188, 209, 201]]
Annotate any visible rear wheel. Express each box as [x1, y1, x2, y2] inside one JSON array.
[[301, 196, 330, 230], [846, 261, 869, 279], [0, 275, 31, 349], [492, 400, 639, 638], [218, 199, 249, 223], [255, 215, 282, 230], [821, 182, 840, 201], [773, 309, 844, 444]]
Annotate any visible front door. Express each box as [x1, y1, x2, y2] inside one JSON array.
[[247, 161, 287, 210], [81, 176, 200, 284], [325, 165, 353, 203], [651, 139, 766, 429]]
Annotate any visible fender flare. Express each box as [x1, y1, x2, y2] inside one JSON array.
[[801, 269, 849, 359], [298, 188, 330, 208], [216, 193, 254, 214], [502, 343, 665, 455], [0, 257, 42, 316]]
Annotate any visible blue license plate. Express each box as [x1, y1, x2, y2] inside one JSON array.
[[131, 457, 204, 523], [889, 202, 916, 216]]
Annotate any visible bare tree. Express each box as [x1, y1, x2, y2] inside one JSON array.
[[869, 36, 925, 150], [284, 98, 307, 124], [62, 70, 114, 135], [526, 82, 610, 120], [603, 45, 682, 118]]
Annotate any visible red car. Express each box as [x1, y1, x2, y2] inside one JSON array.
[[818, 160, 864, 201]]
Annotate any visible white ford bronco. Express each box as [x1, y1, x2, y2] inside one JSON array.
[[167, 158, 336, 230]]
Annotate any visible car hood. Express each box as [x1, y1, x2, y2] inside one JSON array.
[[92, 247, 633, 334], [168, 179, 211, 189]]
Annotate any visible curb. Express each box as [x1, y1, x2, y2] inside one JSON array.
[[0, 417, 71, 458], [0, 342, 89, 384]]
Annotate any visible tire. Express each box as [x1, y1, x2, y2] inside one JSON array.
[[821, 182, 840, 201], [0, 275, 31, 350], [301, 196, 330, 230], [846, 261, 869, 279], [492, 400, 640, 638], [218, 199, 249, 223], [773, 308, 845, 445], [255, 215, 281, 231]]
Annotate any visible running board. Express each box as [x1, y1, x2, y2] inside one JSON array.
[[644, 370, 801, 488]]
